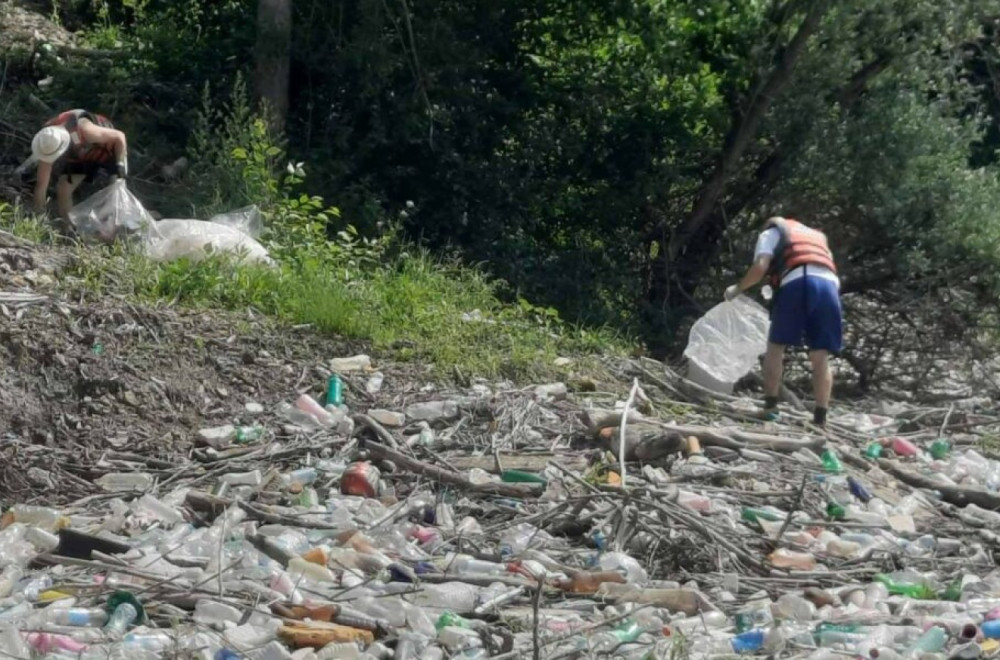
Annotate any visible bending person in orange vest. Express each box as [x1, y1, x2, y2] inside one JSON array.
[[28, 109, 128, 220], [724, 216, 842, 427]]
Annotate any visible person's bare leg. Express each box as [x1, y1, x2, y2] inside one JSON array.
[[763, 342, 785, 398], [56, 174, 85, 220], [809, 349, 832, 426]]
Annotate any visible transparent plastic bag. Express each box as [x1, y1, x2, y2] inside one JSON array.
[[683, 296, 770, 393], [67, 180, 157, 244], [208, 205, 262, 238], [144, 219, 272, 265]]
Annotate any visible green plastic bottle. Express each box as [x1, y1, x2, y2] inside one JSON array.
[[826, 502, 846, 520], [741, 507, 784, 523], [435, 611, 471, 631], [929, 439, 951, 460], [941, 579, 962, 602], [326, 374, 344, 406], [235, 426, 264, 444], [500, 469, 548, 485], [874, 574, 937, 600], [821, 449, 844, 474], [863, 442, 883, 459]]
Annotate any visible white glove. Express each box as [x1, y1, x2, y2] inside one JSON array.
[[724, 284, 741, 301]]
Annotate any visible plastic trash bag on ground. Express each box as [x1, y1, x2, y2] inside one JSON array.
[[684, 296, 770, 394], [144, 219, 272, 266], [67, 180, 157, 244], [208, 205, 263, 238]]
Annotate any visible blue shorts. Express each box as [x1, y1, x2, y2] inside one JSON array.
[[769, 275, 843, 354]]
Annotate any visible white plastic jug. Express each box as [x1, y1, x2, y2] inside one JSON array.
[[683, 296, 770, 394]]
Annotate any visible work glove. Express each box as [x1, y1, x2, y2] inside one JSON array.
[[115, 160, 127, 179], [724, 284, 742, 301]]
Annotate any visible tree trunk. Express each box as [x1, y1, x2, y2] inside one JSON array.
[[254, 0, 293, 131]]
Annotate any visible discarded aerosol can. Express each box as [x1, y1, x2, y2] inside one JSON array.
[[326, 375, 344, 406], [341, 462, 381, 498]]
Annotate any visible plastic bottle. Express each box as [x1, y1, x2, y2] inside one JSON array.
[[891, 437, 920, 457], [774, 594, 817, 621], [590, 619, 643, 653], [95, 473, 154, 492], [366, 372, 384, 394], [133, 494, 184, 524], [677, 490, 713, 513], [194, 600, 242, 628], [444, 554, 507, 577], [980, 620, 1000, 639], [821, 449, 844, 474], [865, 442, 884, 459], [41, 607, 109, 627], [730, 629, 767, 653], [219, 469, 263, 487], [105, 603, 139, 637], [235, 426, 264, 443], [557, 570, 627, 594], [316, 642, 363, 660], [906, 625, 947, 654], [297, 394, 337, 426], [930, 439, 952, 460], [742, 506, 786, 523], [848, 476, 873, 502], [499, 470, 547, 485], [874, 574, 937, 600], [6, 505, 69, 531], [120, 630, 175, 650], [825, 538, 862, 559], [405, 400, 459, 422], [735, 603, 774, 633], [827, 502, 846, 520], [0, 566, 23, 600], [769, 549, 816, 570]]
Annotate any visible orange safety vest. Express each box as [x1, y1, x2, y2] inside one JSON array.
[[766, 218, 837, 287], [44, 109, 115, 164]]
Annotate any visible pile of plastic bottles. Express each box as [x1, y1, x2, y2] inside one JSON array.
[[1, 362, 998, 660]]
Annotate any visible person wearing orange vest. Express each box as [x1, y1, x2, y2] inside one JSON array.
[[28, 109, 128, 220], [724, 216, 842, 427]]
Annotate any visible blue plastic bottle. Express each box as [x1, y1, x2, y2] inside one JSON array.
[[731, 629, 766, 653]]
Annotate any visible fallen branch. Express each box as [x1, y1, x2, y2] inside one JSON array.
[[362, 440, 544, 498]]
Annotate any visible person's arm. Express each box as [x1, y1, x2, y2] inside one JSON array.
[[725, 228, 777, 300], [77, 119, 127, 174], [33, 161, 53, 214]]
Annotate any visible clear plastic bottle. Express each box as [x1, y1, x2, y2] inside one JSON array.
[[219, 469, 263, 487], [41, 607, 109, 627], [193, 600, 242, 628], [6, 505, 68, 532], [366, 372, 384, 394], [296, 393, 337, 426], [443, 553, 507, 577], [105, 603, 139, 638], [95, 473, 154, 492]]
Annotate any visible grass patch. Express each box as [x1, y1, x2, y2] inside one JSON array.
[[56, 239, 626, 380]]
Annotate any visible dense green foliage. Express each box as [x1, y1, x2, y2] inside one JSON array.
[[6, 0, 1000, 387]]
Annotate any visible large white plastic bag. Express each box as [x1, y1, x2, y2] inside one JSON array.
[[144, 219, 272, 265], [67, 180, 157, 244], [684, 296, 770, 393]]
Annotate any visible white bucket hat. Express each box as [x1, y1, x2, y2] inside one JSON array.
[[31, 126, 71, 164]]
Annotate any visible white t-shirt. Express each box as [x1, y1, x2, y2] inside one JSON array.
[[754, 227, 839, 287]]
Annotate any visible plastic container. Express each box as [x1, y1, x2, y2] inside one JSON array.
[[820, 449, 843, 474], [95, 472, 154, 492]]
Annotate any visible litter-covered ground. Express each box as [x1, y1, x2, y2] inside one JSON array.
[[3, 235, 1000, 659]]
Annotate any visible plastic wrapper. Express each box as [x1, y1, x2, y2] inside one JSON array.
[[683, 296, 770, 394], [144, 219, 272, 265], [208, 205, 263, 238], [66, 180, 157, 244]]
